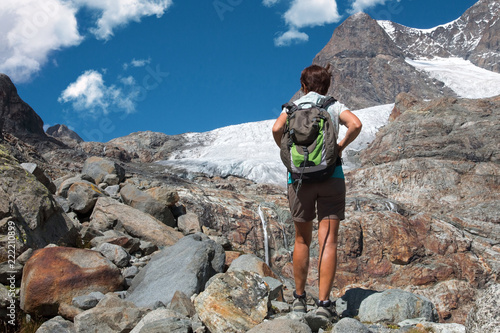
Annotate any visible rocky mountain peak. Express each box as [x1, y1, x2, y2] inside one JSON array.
[[378, 0, 500, 72], [317, 12, 404, 60], [0, 74, 47, 141], [46, 124, 84, 144], [309, 0, 498, 109]]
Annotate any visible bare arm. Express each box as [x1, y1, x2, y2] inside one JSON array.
[[338, 110, 362, 156], [272, 113, 287, 147]]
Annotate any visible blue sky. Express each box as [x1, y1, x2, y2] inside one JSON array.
[[1, 0, 478, 142]]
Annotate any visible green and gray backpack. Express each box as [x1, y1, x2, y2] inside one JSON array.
[[280, 96, 339, 182]]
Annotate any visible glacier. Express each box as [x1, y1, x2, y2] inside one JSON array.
[[157, 104, 393, 187]]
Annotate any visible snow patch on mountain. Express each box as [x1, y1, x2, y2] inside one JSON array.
[[406, 57, 500, 98]]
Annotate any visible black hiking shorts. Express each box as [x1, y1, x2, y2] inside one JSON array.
[[288, 177, 346, 223]]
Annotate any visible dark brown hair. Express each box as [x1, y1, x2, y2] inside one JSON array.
[[300, 64, 332, 95]]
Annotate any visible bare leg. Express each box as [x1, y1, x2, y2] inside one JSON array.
[[317, 218, 340, 301], [293, 221, 313, 295]]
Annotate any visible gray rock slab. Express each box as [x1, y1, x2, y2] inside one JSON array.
[[127, 233, 225, 308]]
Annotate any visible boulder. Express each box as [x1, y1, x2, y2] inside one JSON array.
[[138, 318, 192, 333], [247, 317, 312, 333], [72, 292, 105, 310], [228, 253, 278, 279], [20, 247, 124, 316], [358, 289, 439, 324], [0, 147, 78, 250], [90, 230, 142, 254], [130, 308, 188, 333], [82, 156, 125, 185], [127, 233, 225, 307], [35, 315, 76, 333], [169, 290, 196, 318], [97, 243, 131, 268], [89, 197, 182, 248], [67, 180, 104, 214], [465, 283, 500, 333], [20, 163, 56, 193], [73, 293, 148, 333], [120, 184, 175, 227], [145, 186, 180, 207], [332, 317, 371, 333], [194, 270, 270, 333], [177, 212, 202, 235]]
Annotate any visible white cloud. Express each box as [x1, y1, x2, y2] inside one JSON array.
[[0, 0, 82, 82], [273, 0, 341, 47], [0, 0, 172, 83], [123, 58, 152, 70], [349, 0, 397, 14], [284, 0, 341, 29], [58, 70, 138, 116], [274, 29, 309, 47], [73, 0, 173, 40], [263, 0, 281, 7]]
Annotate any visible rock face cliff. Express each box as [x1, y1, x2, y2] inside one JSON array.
[[309, 0, 499, 109], [0, 74, 47, 141]]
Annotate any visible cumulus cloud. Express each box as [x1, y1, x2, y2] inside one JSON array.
[[58, 70, 139, 116], [274, 0, 341, 47], [0, 0, 172, 83], [349, 0, 398, 14], [0, 0, 82, 82], [72, 0, 173, 40], [274, 29, 309, 47]]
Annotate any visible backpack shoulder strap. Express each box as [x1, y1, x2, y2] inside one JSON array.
[[318, 96, 337, 109], [282, 102, 298, 115]]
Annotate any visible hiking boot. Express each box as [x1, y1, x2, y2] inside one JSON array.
[[315, 299, 337, 321], [292, 290, 307, 313]]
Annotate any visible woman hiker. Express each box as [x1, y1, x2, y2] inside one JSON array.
[[272, 64, 362, 319]]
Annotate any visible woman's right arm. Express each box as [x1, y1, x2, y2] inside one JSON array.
[[272, 113, 288, 147], [338, 110, 362, 156]]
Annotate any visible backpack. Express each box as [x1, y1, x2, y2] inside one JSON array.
[[280, 96, 339, 183]]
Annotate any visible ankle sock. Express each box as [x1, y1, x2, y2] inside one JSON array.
[[293, 290, 306, 299], [316, 299, 332, 307]]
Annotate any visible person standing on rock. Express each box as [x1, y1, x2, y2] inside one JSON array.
[[272, 64, 362, 319]]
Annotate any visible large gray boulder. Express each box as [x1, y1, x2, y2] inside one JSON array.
[[21, 163, 56, 193], [0, 147, 78, 252], [358, 289, 439, 324], [73, 293, 148, 333], [246, 317, 312, 333], [333, 318, 371, 333], [127, 233, 225, 307], [82, 156, 125, 185], [120, 184, 175, 227], [89, 197, 182, 248]]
